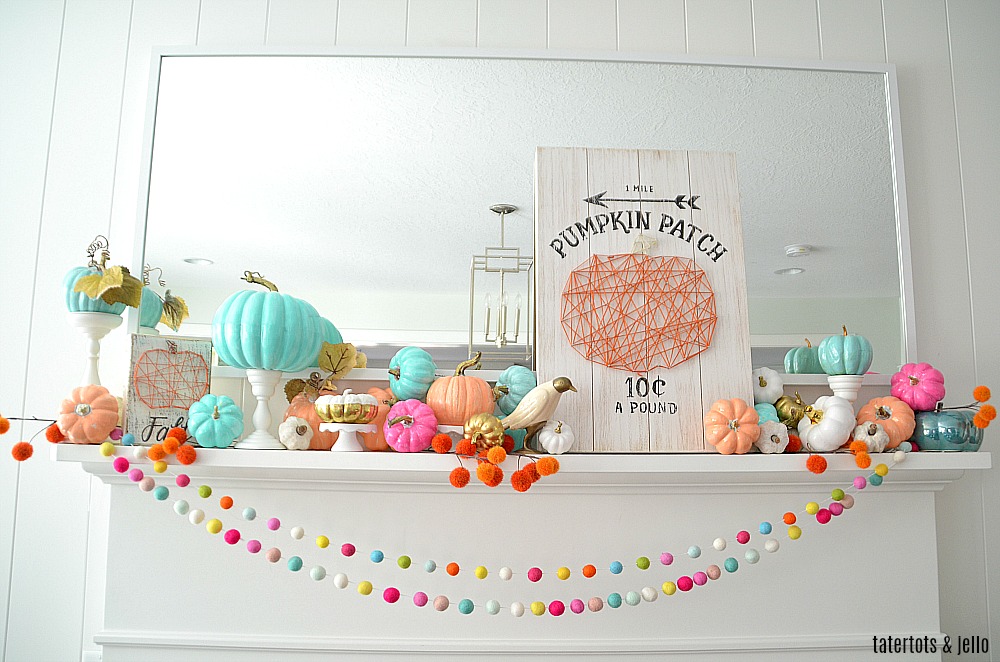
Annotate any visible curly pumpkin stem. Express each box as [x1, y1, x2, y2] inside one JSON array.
[[212, 405, 220, 420], [455, 352, 483, 376], [86, 235, 110, 271], [388, 415, 414, 427], [242, 271, 278, 292]]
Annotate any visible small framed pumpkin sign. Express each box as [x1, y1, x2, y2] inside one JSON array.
[[124, 334, 212, 444]]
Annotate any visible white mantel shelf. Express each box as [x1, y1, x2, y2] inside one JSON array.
[[53, 445, 990, 494]]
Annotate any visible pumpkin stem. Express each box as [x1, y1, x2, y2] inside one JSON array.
[[142, 264, 165, 287], [492, 384, 509, 401], [388, 415, 413, 427], [876, 406, 891, 420], [388, 367, 401, 379], [455, 352, 483, 376], [793, 391, 803, 404], [909, 375, 919, 386], [758, 375, 767, 388], [212, 405, 220, 420], [85, 235, 111, 271], [805, 406, 824, 424], [554, 421, 563, 434], [728, 419, 740, 431], [771, 434, 780, 443], [867, 422, 879, 436], [804, 338, 812, 348], [842, 325, 849, 336], [242, 271, 278, 292], [296, 424, 309, 436]]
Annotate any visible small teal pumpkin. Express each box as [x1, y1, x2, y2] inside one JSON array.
[[188, 394, 244, 448], [754, 403, 780, 424], [63, 266, 126, 315], [494, 365, 537, 416], [783, 338, 823, 374], [506, 427, 527, 451], [387, 346, 437, 401], [211, 275, 322, 373], [138, 287, 164, 329], [818, 326, 873, 376], [910, 410, 983, 451]]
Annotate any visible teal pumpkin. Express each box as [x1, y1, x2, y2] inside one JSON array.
[[387, 347, 437, 401], [494, 365, 537, 416], [505, 427, 527, 451], [310, 317, 344, 366], [910, 410, 983, 451], [188, 394, 244, 448], [212, 289, 322, 372], [138, 287, 164, 329], [783, 339, 823, 374], [818, 326, 873, 376], [754, 403, 780, 424], [63, 266, 126, 315]]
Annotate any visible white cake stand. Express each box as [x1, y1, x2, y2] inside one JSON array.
[[67, 312, 122, 386], [319, 422, 375, 452]]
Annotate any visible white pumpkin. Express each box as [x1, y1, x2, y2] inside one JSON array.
[[753, 420, 789, 454], [852, 422, 890, 453], [797, 395, 855, 452], [536, 419, 575, 455], [752, 367, 783, 405], [278, 416, 314, 450]]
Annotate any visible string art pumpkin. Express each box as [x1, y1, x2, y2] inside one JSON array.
[[57, 385, 119, 444]]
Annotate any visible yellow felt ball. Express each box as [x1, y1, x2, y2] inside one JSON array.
[[788, 525, 802, 540], [153, 460, 168, 474], [557, 567, 570, 580], [662, 581, 677, 595], [206, 519, 223, 534], [99, 442, 115, 457], [474, 566, 488, 580], [875, 463, 889, 477], [530, 601, 545, 616], [805, 502, 819, 515], [357, 581, 373, 596], [316, 535, 330, 549]]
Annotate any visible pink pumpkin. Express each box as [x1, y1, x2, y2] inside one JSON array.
[[891, 362, 945, 412], [383, 399, 438, 453]]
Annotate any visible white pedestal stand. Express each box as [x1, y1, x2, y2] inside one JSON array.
[[67, 312, 122, 386], [827, 375, 865, 405], [234, 369, 285, 450], [437, 424, 465, 442], [319, 423, 374, 452]]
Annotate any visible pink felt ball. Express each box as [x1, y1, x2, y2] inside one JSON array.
[[527, 567, 543, 582], [677, 576, 694, 592], [570, 599, 585, 614], [138, 477, 155, 492], [383, 587, 401, 603], [549, 600, 565, 616], [854, 476, 867, 490], [112, 457, 130, 473], [841, 494, 855, 509], [433, 596, 449, 611], [341, 543, 356, 557], [829, 502, 845, 516], [413, 592, 429, 607], [224, 529, 241, 545], [265, 547, 281, 563], [588, 597, 604, 612], [247, 540, 262, 554], [267, 517, 280, 531], [175, 474, 190, 487], [736, 530, 750, 544], [660, 552, 674, 565], [816, 508, 832, 524], [706, 565, 722, 580], [128, 468, 144, 482], [110, 427, 123, 441], [693, 572, 708, 586]]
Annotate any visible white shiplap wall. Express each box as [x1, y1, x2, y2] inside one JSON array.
[[1, 1, 996, 660]]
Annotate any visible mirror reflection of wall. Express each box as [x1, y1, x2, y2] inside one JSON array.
[[142, 54, 909, 373]]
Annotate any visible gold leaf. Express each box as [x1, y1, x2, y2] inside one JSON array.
[[317, 342, 357, 380], [354, 352, 368, 369], [73, 267, 124, 299], [99, 268, 143, 308], [159, 290, 190, 331], [284, 379, 307, 403]]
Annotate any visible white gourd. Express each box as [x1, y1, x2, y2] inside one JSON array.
[[278, 416, 314, 450], [752, 367, 784, 405], [537, 419, 575, 455], [753, 420, 789, 454], [852, 422, 890, 453]]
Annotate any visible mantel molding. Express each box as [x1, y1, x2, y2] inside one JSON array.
[[53, 445, 990, 495]]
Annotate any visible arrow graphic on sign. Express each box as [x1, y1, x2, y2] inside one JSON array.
[[584, 191, 701, 210]]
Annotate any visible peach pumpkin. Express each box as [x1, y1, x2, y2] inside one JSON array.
[[283, 390, 338, 450], [425, 352, 495, 426], [360, 386, 396, 452], [703, 398, 759, 455], [58, 385, 119, 444], [855, 395, 915, 449]]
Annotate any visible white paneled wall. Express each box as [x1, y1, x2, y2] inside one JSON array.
[[1, 1, 997, 660]]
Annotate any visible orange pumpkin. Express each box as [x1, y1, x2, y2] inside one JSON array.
[[856, 396, 915, 449], [360, 385, 396, 452], [425, 352, 494, 426], [703, 398, 759, 455], [57, 385, 119, 444], [283, 390, 338, 450]]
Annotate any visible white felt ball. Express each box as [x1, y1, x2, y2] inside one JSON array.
[[894, 450, 907, 463], [132, 447, 147, 461], [745, 549, 760, 564], [310, 566, 326, 581], [486, 600, 501, 615], [499, 567, 513, 581], [713, 537, 727, 551], [641, 587, 658, 602], [333, 573, 348, 589], [290, 526, 305, 540], [188, 509, 205, 525], [173, 500, 189, 516], [510, 602, 525, 617], [764, 539, 780, 553]]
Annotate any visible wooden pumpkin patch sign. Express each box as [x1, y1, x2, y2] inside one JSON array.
[[535, 147, 752, 452]]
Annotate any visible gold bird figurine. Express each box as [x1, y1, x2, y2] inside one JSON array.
[[500, 377, 577, 441]]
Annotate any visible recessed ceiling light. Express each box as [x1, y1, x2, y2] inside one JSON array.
[[784, 244, 812, 257], [183, 258, 214, 266], [775, 267, 804, 275]]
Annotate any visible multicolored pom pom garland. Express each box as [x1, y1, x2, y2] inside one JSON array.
[[100, 443, 910, 617]]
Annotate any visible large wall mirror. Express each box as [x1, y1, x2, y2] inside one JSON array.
[[138, 50, 914, 374]]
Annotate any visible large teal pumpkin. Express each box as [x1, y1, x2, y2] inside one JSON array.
[[138, 287, 164, 329], [783, 339, 823, 374], [212, 289, 322, 372], [387, 347, 437, 401], [910, 410, 983, 451], [494, 365, 537, 416], [310, 317, 344, 367], [188, 394, 244, 448], [818, 326, 873, 376], [63, 266, 126, 315]]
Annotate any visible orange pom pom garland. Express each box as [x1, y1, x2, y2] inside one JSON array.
[[973, 385, 991, 402], [167, 427, 188, 443], [46, 423, 66, 443], [11, 441, 33, 461], [0, 416, 9, 435], [449, 466, 471, 488], [431, 434, 453, 454], [805, 455, 827, 474]]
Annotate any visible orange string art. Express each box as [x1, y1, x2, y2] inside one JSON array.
[[560, 253, 718, 373]]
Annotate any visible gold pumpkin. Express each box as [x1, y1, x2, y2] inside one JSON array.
[[463, 412, 505, 450], [775, 391, 807, 430]]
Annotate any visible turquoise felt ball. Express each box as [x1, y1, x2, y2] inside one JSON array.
[[153, 486, 169, 501], [724, 557, 739, 573], [287, 556, 303, 572], [608, 593, 623, 608], [370, 550, 384, 563], [609, 561, 623, 574], [458, 599, 474, 615]]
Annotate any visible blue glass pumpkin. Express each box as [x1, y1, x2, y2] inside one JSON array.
[[387, 346, 437, 401], [138, 287, 164, 329], [910, 410, 983, 451], [63, 266, 126, 315], [212, 287, 322, 373], [494, 365, 537, 416], [818, 326, 873, 376]]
